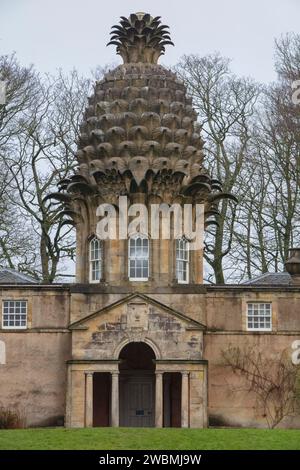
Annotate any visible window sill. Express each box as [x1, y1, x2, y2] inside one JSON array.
[[1, 327, 27, 331], [246, 328, 272, 332]]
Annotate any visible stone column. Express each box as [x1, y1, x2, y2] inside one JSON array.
[[85, 372, 94, 427], [65, 365, 72, 428], [111, 372, 119, 427], [181, 372, 189, 428], [160, 239, 169, 284], [155, 372, 163, 427], [152, 238, 159, 283]]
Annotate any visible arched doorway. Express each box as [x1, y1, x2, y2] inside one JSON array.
[[119, 342, 155, 427]]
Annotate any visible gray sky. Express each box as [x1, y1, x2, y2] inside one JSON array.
[[1, 0, 299, 83]]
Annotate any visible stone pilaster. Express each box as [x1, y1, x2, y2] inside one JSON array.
[[155, 372, 163, 427], [181, 372, 189, 428], [85, 372, 94, 427], [111, 372, 119, 427]]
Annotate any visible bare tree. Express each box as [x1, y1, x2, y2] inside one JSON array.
[[3, 70, 93, 282], [275, 33, 300, 82], [0, 56, 121, 282], [175, 54, 260, 283], [175, 41, 300, 283], [0, 54, 40, 274], [0, 53, 38, 149], [222, 345, 300, 428], [231, 35, 300, 279], [0, 184, 38, 276], [0, 56, 95, 281]]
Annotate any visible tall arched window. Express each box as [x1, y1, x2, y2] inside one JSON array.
[[176, 238, 189, 284], [89, 237, 102, 283], [128, 234, 149, 281]]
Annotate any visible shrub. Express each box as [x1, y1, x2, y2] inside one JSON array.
[[0, 406, 25, 429]]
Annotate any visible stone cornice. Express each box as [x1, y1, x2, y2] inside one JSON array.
[[0, 328, 70, 333]]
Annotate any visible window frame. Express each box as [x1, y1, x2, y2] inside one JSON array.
[[128, 233, 149, 282], [2, 300, 28, 330], [246, 302, 272, 332], [175, 238, 190, 284], [89, 236, 102, 283]]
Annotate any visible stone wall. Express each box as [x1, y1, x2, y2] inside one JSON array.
[[0, 286, 70, 427], [0, 283, 299, 428], [204, 287, 300, 428]]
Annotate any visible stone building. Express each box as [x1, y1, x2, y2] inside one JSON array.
[[0, 13, 299, 429]]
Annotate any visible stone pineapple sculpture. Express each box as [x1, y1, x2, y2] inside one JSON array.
[[107, 12, 174, 63], [47, 13, 236, 228]]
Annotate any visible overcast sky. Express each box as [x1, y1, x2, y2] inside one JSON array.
[[1, 0, 299, 83]]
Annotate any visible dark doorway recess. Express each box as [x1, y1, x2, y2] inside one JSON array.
[[93, 372, 110, 427]]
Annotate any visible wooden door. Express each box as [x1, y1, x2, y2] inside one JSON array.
[[121, 375, 154, 427]]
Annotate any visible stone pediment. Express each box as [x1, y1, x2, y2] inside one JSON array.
[[69, 293, 205, 331]]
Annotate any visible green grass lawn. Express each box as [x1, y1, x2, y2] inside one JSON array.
[[0, 427, 300, 450]]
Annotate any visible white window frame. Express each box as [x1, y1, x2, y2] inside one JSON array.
[[176, 238, 189, 284], [89, 237, 102, 283], [128, 234, 149, 281], [2, 300, 27, 330], [246, 302, 272, 331]]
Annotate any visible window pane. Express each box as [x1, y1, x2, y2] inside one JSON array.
[[90, 238, 102, 282], [176, 240, 189, 282], [129, 236, 149, 279], [136, 268, 142, 278], [136, 259, 141, 269], [130, 266, 135, 278], [247, 303, 272, 331], [2, 300, 27, 329]]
